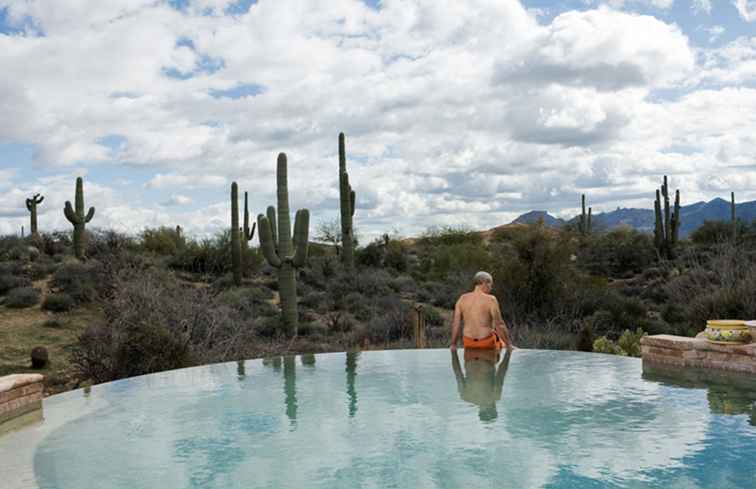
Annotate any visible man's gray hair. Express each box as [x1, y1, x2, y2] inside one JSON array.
[[473, 271, 493, 285]]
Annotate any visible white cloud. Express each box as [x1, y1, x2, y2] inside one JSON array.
[[161, 195, 193, 206], [145, 174, 227, 190], [734, 0, 756, 21], [0, 1, 754, 240]]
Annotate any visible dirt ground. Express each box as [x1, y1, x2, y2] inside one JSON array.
[[0, 277, 103, 395]]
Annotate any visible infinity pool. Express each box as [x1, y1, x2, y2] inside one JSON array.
[[1, 349, 755, 488]]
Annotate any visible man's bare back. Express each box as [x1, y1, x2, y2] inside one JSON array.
[[450, 271, 514, 351]]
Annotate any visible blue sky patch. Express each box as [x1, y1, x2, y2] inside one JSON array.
[[225, 0, 258, 15], [209, 83, 266, 99]]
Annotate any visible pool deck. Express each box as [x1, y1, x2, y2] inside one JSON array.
[[641, 334, 756, 374], [0, 374, 45, 435]]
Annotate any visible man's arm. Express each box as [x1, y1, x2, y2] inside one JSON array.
[[491, 297, 514, 350], [450, 298, 462, 350]]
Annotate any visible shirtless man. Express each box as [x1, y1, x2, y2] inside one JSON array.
[[450, 271, 514, 352]]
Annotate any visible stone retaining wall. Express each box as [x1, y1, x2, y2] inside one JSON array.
[[641, 334, 756, 374], [0, 374, 44, 431]]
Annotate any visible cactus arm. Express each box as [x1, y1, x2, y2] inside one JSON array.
[[292, 209, 310, 267], [246, 222, 257, 241], [258, 214, 282, 268], [672, 189, 680, 245], [64, 201, 82, 224], [587, 207, 592, 234], [266, 206, 277, 247], [26, 199, 33, 212], [84, 207, 95, 223], [35, 195, 44, 204], [350, 189, 356, 217], [654, 190, 663, 251]]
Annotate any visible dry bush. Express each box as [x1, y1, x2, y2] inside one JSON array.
[[71, 262, 257, 383]]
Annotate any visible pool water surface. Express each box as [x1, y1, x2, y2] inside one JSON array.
[[1, 349, 755, 488]]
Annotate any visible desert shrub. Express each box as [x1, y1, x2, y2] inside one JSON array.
[[491, 224, 576, 319], [0, 236, 26, 260], [344, 292, 371, 320], [575, 323, 594, 352], [169, 230, 232, 276], [509, 318, 577, 350], [51, 262, 98, 304], [0, 274, 31, 295], [665, 246, 756, 333], [419, 242, 493, 281], [384, 241, 408, 272], [85, 229, 136, 259], [390, 275, 416, 294], [300, 290, 328, 311], [140, 226, 184, 255], [587, 292, 648, 337], [36, 232, 70, 256], [592, 336, 624, 355], [418, 226, 482, 247], [577, 228, 656, 278], [70, 267, 256, 383], [356, 240, 384, 268], [593, 328, 646, 357], [27, 261, 56, 280], [5, 287, 41, 308], [42, 293, 75, 312], [365, 297, 411, 343], [690, 220, 747, 245], [423, 306, 445, 327], [0, 261, 24, 276]]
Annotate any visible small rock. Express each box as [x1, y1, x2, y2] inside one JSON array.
[[31, 346, 49, 369]]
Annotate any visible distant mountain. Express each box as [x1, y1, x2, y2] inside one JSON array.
[[511, 211, 565, 228], [514, 198, 756, 237]]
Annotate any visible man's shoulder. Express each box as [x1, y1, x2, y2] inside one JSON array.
[[484, 293, 499, 303]]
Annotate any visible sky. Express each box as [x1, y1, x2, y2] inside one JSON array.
[[0, 0, 755, 242]]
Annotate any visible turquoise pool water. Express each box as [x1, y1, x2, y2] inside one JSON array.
[[1, 349, 755, 488]]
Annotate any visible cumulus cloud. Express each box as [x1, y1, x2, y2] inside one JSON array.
[[734, 0, 756, 22], [161, 195, 193, 206], [0, 0, 753, 239]]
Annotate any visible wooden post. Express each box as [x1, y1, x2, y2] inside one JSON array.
[[413, 304, 427, 349]]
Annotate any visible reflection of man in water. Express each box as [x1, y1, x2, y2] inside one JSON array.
[[450, 271, 514, 352], [451, 349, 511, 421]]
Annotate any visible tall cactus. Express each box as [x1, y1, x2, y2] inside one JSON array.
[[339, 133, 356, 270], [258, 153, 310, 335], [241, 191, 257, 277], [587, 207, 592, 234], [25, 193, 44, 236], [231, 182, 242, 285], [653, 176, 680, 259], [578, 194, 591, 235], [64, 177, 95, 259], [731, 192, 737, 243]]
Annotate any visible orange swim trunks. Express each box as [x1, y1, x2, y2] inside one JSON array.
[[463, 332, 505, 350]]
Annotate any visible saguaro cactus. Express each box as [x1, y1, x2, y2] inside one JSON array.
[[242, 191, 256, 276], [653, 176, 680, 259], [64, 177, 95, 259], [339, 133, 356, 270], [258, 153, 310, 335], [25, 193, 44, 236], [578, 194, 592, 235], [231, 182, 242, 285], [731, 192, 737, 243]]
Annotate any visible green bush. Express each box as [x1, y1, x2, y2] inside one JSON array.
[[5, 287, 41, 308], [690, 220, 746, 245], [592, 336, 624, 355], [140, 226, 184, 255], [0, 274, 32, 295], [593, 328, 646, 357], [42, 293, 75, 312], [51, 262, 98, 304], [577, 228, 657, 278]]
